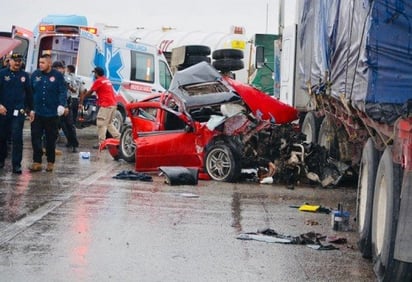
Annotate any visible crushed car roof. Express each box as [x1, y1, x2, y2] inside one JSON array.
[[168, 62, 241, 109]]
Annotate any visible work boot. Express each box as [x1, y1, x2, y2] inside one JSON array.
[[12, 166, 22, 174], [46, 162, 54, 172], [29, 162, 42, 172]]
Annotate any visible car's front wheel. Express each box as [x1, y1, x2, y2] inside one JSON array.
[[119, 125, 136, 162], [204, 144, 240, 182], [112, 109, 124, 133]]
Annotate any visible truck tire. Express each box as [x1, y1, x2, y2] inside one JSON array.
[[184, 45, 211, 56], [301, 112, 322, 144], [357, 138, 379, 258], [212, 59, 244, 72], [204, 143, 241, 182], [388, 171, 412, 281], [181, 55, 211, 68], [119, 125, 136, 163], [387, 260, 412, 282], [212, 49, 244, 60], [317, 116, 339, 160], [371, 146, 402, 281]]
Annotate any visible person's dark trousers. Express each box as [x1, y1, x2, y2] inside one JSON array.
[[70, 97, 79, 125], [60, 111, 79, 147], [31, 115, 59, 163], [0, 114, 25, 167]]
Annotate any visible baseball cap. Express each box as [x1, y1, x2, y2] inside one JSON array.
[[52, 61, 65, 68], [93, 66, 104, 76], [10, 53, 23, 60]]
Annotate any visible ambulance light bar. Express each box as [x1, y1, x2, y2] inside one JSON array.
[[38, 24, 98, 35], [80, 26, 98, 35], [39, 25, 55, 32]]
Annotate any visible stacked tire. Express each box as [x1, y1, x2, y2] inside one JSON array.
[[176, 45, 211, 71], [212, 49, 244, 73]]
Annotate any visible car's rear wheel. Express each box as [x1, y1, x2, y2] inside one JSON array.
[[119, 125, 135, 163], [205, 144, 240, 182]]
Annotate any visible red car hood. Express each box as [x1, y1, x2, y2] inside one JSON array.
[[224, 77, 298, 124]]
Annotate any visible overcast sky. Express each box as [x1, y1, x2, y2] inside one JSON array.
[[0, 0, 282, 38]]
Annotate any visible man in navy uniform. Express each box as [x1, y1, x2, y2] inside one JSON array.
[[29, 54, 67, 172], [0, 53, 32, 174]]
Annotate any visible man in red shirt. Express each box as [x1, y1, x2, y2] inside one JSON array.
[[79, 67, 120, 148]]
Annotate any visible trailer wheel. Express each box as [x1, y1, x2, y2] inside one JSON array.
[[387, 171, 412, 281], [357, 138, 379, 258], [318, 116, 339, 159], [301, 112, 322, 144], [204, 144, 240, 182], [388, 260, 412, 282], [119, 125, 136, 163], [212, 49, 244, 60], [371, 146, 402, 280]]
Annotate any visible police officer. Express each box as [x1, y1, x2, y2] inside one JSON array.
[[67, 65, 86, 125], [0, 53, 32, 174], [29, 54, 67, 172], [52, 61, 79, 152]]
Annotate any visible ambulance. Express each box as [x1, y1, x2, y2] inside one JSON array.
[[11, 14, 173, 132], [76, 26, 173, 130]]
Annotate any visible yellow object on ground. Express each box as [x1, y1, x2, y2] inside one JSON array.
[[298, 204, 320, 212]]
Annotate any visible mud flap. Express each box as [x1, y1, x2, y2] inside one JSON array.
[[159, 166, 199, 185]]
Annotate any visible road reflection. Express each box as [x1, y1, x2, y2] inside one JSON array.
[[2, 172, 32, 222]]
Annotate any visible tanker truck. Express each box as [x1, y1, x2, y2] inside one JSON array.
[[275, 0, 412, 280]]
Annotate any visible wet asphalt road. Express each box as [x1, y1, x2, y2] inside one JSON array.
[[0, 122, 376, 282]]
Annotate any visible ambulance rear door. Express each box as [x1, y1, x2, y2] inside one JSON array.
[[77, 30, 100, 89], [11, 26, 34, 73]]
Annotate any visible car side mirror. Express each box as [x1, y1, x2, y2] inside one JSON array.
[[184, 124, 193, 133]]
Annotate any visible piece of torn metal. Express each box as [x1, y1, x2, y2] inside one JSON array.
[[113, 170, 153, 182], [237, 229, 339, 251], [237, 233, 293, 244], [159, 166, 199, 185]]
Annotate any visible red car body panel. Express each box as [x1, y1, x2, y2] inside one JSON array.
[[135, 130, 202, 171], [130, 102, 217, 172], [102, 62, 300, 181], [223, 76, 299, 124]]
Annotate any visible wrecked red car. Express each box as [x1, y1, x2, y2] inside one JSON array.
[[103, 62, 299, 182]]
